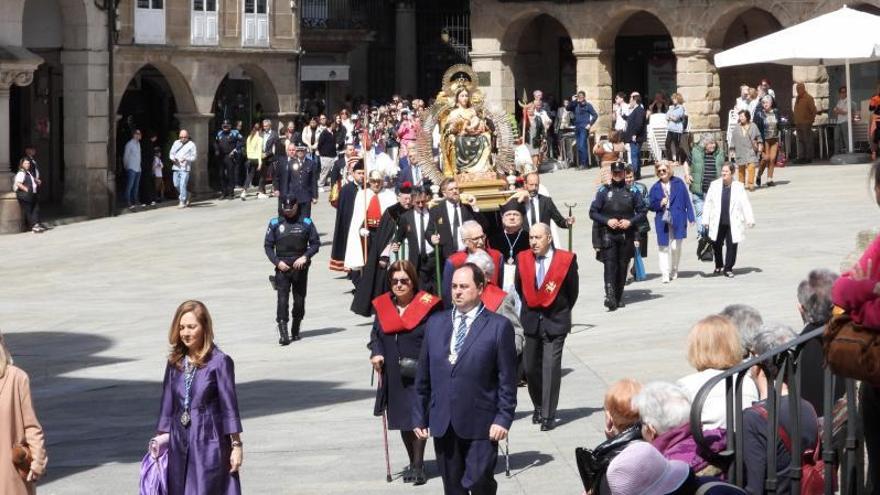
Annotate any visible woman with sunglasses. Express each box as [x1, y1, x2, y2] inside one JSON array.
[[368, 260, 441, 485], [648, 162, 695, 283]]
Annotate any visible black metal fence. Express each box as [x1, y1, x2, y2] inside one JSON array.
[[301, 0, 385, 30], [690, 325, 866, 494]]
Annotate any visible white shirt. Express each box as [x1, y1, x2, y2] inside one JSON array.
[[527, 195, 541, 225], [413, 208, 433, 255], [123, 138, 142, 172], [833, 97, 855, 123], [169, 139, 197, 172], [152, 156, 164, 177], [677, 368, 760, 430], [13, 171, 37, 193], [534, 248, 555, 286], [445, 200, 464, 250], [449, 304, 484, 356]]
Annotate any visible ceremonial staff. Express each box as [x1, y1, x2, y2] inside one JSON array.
[[564, 202, 577, 252]]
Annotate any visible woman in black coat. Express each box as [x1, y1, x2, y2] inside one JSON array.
[[368, 260, 441, 485]]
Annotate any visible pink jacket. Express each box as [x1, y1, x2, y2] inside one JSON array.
[[652, 423, 726, 473], [832, 234, 880, 328]]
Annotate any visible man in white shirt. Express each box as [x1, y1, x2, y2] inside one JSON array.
[[832, 85, 856, 154], [123, 129, 143, 209], [169, 129, 198, 208]]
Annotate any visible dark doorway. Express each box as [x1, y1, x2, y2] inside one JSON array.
[[613, 12, 676, 99]]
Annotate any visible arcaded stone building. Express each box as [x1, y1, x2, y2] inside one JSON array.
[[1, 0, 299, 232], [470, 0, 880, 133]]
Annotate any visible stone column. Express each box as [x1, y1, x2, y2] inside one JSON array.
[[0, 65, 40, 234], [175, 113, 214, 195], [573, 49, 614, 132], [469, 51, 514, 114], [394, 1, 417, 96], [792, 65, 829, 124], [674, 48, 721, 131]]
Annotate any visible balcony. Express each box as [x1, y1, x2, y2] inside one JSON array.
[[301, 0, 385, 31]]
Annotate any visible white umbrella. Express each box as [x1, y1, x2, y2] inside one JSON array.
[[714, 6, 880, 155]]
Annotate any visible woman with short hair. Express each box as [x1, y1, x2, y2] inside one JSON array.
[[677, 315, 759, 430], [156, 300, 243, 494], [701, 163, 755, 277], [368, 261, 441, 485], [635, 382, 725, 475], [0, 332, 47, 495]]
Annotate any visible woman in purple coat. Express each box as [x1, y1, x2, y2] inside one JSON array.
[[648, 163, 695, 283], [157, 300, 243, 495]]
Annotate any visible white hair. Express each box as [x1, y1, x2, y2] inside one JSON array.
[[634, 382, 692, 436], [460, 220, 483, 240], [720, 304, 763, 354], [466, 250, 495, 278]]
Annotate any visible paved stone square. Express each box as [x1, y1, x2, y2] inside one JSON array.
[[1, 163, 876, 494]]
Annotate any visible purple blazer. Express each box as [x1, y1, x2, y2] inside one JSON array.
[[157, 348, 243, 495], [652, 423, 726, 473]]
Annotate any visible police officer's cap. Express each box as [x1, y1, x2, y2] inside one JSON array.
[[222, 119, 231, 127], [281, 197, 298, 211], [610, 161, 626, 174]]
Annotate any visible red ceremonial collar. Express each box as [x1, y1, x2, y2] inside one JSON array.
[[372, 291, 441, 334], [517, 249, 575, 308], [448, 248, 503, 286], [481, 284, 507, 312]]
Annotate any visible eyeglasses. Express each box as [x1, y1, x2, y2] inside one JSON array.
[[391, 278, 411, 286], [657, 169, 668, 174], [464, 235, 485, 243]]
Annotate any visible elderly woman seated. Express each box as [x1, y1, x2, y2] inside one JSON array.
[[677, 315, 759, 430], [576, 379, 643, 495], [635, 381, 726, 475]]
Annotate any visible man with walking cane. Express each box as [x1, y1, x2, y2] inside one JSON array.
[[414, 263, 518, 495]]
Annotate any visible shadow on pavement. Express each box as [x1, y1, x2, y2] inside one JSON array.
[[623, 289, 661, 304], [555, 406, 602, 426], [498, 450, 555, 476], [300, 326, 346, 338], [3, 332, 374, 484]]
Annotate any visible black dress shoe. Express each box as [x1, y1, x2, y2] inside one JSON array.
[[412, 466, 427, 485], [402, 464, 414, 483], [532, 409, 543, 424], [617, 298, 625, 308], [541, 418, 555, 431]]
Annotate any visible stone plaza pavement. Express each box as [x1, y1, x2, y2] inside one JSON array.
[[1, 163, 876, 494]]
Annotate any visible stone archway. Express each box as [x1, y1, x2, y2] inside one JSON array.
[[608, 11, 677, 100], [709, 7, 791, 125]]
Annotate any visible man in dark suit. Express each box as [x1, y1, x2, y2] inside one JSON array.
[[394, 186, 436, 293], [521, 172, 574, 232], [426, 178, 482, 262], [277, 143, 318, 218], [396, 142, 427, 191], [514, 223, 579, 431], [261, 118, 279, 175], [622, 92, 647, 179], [415, 263, 517, 495]]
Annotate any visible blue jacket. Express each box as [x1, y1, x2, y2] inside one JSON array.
[[566, 100, 598, 128], [277, 156, 318, 204], [648, 176, 695, 246], [415, 309, 517, 439]]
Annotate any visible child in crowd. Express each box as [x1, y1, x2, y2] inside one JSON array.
[[151, 146, 164, 205]]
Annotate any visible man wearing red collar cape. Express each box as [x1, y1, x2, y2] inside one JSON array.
[[514, 223, 579, 431]]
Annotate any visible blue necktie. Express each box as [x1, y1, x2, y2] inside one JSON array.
[[453, 314, 468, 355], [537, 256, 547, 288]]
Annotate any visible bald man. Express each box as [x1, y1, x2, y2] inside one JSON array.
[[169, 129, 197, 208]]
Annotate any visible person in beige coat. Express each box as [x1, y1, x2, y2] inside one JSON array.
[[0, 332, 47, 495]]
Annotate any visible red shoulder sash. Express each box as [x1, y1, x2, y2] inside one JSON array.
[[372, 291, 441, 334], [481, 284, 508, 312], [448, 251, 468, 268], [517, 249, 575, 309]]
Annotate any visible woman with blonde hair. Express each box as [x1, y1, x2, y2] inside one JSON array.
[[0, 332, 47, 495], [676, 315, 759, 430], [666, 93, 687, 163], [155, 301, 243, 494]]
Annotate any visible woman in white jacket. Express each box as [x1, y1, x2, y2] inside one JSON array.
[[702, 163, 755, 277]]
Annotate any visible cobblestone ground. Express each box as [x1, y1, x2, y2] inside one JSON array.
[[1, 162, 875, 494]]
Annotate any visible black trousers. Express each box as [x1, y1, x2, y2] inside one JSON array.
[[276, 265, 310, 322], [713, 224, 738, 271], [863, 385, 880, 494], [434, 426, 498, 495], [17, 198, 40, 229], [221, 154, 237, 196], [665, 131, 687, 162], [243, 159, 259, 189], [601, 234, 634, 301], [523, 332, 566, 419]]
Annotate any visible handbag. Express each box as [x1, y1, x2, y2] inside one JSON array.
[[633, 250, 647, 282], [661, 208, 672, 224], [12, 443, 32, 481], [697, 234, 714, 262], [328, 180, 340, 208], [776, 150, 788, 168], [823, 312, 880, 386], [398, 357, 419, 379], [15, 190, 35, 203]]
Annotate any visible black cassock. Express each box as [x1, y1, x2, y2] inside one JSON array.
[[330, 181, 359, 268], [350, 203, 408, 316]]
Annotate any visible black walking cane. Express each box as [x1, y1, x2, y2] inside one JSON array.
[[564, 202, 577, 252], [504, 437, 511, 477], [377, 372, 393, 482]]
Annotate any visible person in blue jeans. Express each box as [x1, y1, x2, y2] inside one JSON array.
[[566, 91, 598, 169], [623, 92, 647, 179]]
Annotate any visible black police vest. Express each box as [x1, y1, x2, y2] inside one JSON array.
[[217, 132, 237, 155], [275, 221, 310, 258], [600, 183, 636, 219]]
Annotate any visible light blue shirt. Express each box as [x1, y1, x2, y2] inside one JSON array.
[[667, 105, 685, 133]]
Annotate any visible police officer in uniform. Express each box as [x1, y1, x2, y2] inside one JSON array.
[[265, 197, 320, 345], [589, 162, 646, 311], [215, 119, 242, 199]]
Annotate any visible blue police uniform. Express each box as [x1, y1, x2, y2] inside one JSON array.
[[264, 213, 320, 343]]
